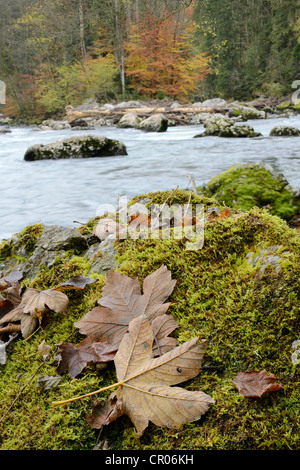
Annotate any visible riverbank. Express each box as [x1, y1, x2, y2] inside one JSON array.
[[1, 95, 299, 129]]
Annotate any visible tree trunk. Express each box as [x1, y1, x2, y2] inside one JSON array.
[[115, 0, 126, 97], [79, 0, 86, 62]]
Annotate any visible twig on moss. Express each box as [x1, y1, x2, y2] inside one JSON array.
[[152, 185, 179, 229], [0, 362, 45, 425]]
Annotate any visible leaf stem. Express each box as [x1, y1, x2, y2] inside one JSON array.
[[52, 382, 123, 406]]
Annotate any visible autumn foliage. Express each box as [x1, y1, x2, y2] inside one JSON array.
[[125, 13, 211, 100]]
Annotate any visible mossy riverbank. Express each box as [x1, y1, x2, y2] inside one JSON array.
[[0, 173, 300, 450]]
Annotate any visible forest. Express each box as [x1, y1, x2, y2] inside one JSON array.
[[0, 0, 300, 118]]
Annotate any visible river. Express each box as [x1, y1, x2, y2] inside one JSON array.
[[1, 114, 300, 241]]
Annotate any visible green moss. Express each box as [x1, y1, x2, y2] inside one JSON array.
[[16, 224, 44, 255], [110, 206, 300, 450], [276, 101, 292, 110], [129, 189, 219, 208], [0, 253, 107, 450], [0, 224, 43, 261], [77, 217, 101, 236], [292, 102, 300, 111], [1, 189, 300, 450], [202, 164, 300, 220], [0, 239, 14, 261]]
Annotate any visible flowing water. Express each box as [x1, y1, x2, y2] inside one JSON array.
[[1, 114, 300, 241]]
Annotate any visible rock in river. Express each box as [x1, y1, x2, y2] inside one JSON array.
[[269, 125, 300, 137], [24, 135, 128, 161], [139, 114, 169, 133]]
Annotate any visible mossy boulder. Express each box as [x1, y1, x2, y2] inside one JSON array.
[[201, 163, 300, 221], [293, 102, 300, 112], [1, 188, 300, 450], [270, 126, 300, 137], [0, 224, 89, 279], [24, 135, 128, 161], [276, 101, 292, 111], [195, 116, 262, 138], [229, 102, 266, 120]]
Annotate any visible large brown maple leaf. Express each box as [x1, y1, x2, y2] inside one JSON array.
[[113, 315, 214, 436], [74, 265, 177, 352]]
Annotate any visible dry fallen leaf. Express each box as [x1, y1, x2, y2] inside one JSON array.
[[128, 213, 151, 231], [113, 315, 214, 436], [38, 339, 52, 360], [85, 392, 124, 429], [37, 375, 62, 391], [232, 369, 283, 398], [0, 271, 23, 291], [219, 208, 231, 219], [55, 275, 97, 291], [0, 287, 69, 339], [0, 281, 22, 322], [21, 288, 69, 318], [93, 218, 123, 241], [57, 337, 115, 379], [151, 314, 179, 357], [74, 266, 177, 352], [100, 265, 176, 320]]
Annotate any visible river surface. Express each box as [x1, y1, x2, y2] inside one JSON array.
[[1, 114, 300, 241]]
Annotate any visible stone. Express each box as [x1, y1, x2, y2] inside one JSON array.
[[51, 122, 71, 131], [70, 119, 89, 128], [202, 98, 227, 108], [86, 238, 118, 275], [202, 163, 300, 220], [194, 116, 262, 138], [187, 113, 212, 125], [41, 120, 71, 130], [99, 103, 115, 111], [229, 102, 266, 120], [117, 113, 141, 129], [114, 100, 142, 109], [246, 245, 290, 276], [75, 99, 99, 111], [24, 135, 128, 161], [269, 125, 300, 137], [90, 118, 106, 127], [139, 114, 168, 133], [0, 116, 11, 125], [0, 224, 88, 279]]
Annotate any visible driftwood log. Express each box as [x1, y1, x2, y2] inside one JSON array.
[[66, 105, 230, 123]]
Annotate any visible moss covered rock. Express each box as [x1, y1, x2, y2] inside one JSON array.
[[229, 102, 266, 120], [24, 135, 128, 161], [202, 163, 300, 221], [276, 101, 292, 111], [0, 188, 300, 450], [270, 126, 300, 137], [194, 116, 262, 138]]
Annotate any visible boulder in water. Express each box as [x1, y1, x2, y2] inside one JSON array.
[[270, 125, 300, 137], [117, 112, 141, 129], [195, 116, 262, 138], [139, 114, 168, 132], [24, 135, 127, 161]]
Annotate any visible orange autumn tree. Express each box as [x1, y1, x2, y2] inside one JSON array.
[[125, 13, 211, 101]]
